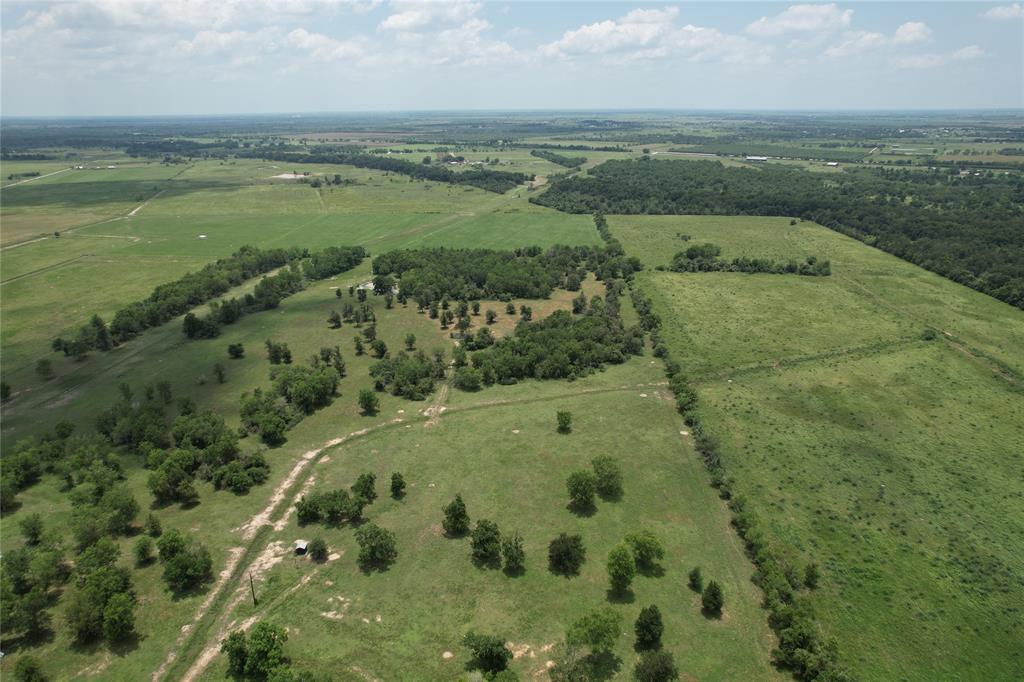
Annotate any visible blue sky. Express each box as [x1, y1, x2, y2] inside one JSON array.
[[1, 1, 1021, 116]]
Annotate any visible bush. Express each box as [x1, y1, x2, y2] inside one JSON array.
[[453, 366, 482, 391], [567, 607, 621, 653], [470, 519, 502, 566], [591, 455, 622, 499], [607, 543, 637, 593], [702, 580, 724, 615], [556, 410, 572, 433], [566, 470, 597, 510], [548, 533, 586, 576], [351, 472, 377, 503], [19, 513, 43, 545], [102, 591, 136, 642], [634, 605, 663, 650], [463, 631, 512, 674], [13, 655, 48, 682], [634, 649, 679, 682], [354, 523, 397, 569], [442, 494, 470, 536], [309, 537, 328, 562]]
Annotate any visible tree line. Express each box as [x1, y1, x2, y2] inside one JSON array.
[[535, 158, 1024, 308], [236, 148, 532, 193], [531, 149, 586, 168], [668, 243, 831, 277], [182, 246, 366, 339]]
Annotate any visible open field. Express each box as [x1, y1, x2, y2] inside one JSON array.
[[610, 214, 1024, 681]]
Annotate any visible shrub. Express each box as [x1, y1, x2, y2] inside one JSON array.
[[634, 649, 679, 682], [102, 591, 136, 642], [566, 470, 597, 510], [804, 562, 820, 589], [634, 605, 663, 650], [19, 513, 43, 545], [442, 494, 470, 536], [470, 519, 502, 566], [702, 580, 724, 615], [309, 537, 328, 563], [354, 523, 397, 569], [463, 631, 512, 674], [548, 533, 585, 576], [607, 543, 637, 592], [453, 366, 482, 391], [556, 410, 572, 433], [13, 655, 47, 682], [591, 455, 622, 499]]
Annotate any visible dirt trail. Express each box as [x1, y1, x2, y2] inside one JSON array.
[[128, 189, 166, 217]]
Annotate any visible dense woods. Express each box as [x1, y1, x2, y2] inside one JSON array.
[[535, 159, 1024, 308]]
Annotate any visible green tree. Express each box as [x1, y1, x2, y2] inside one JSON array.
[[625, 530, 664, 572], [607, 543, 637, 593], [19, 513, 44, 546], [134, 536, 153, 566], [35, 359, 54, 380], [328, 310, 342, 328], [501, 530, 525, 574], [470, 519, 502, 566], [591, 456, 622, 500], [556, 410, 572, 434], [485, 309, 497, 324], [353, 336, 365, 355], [228, 343, 245, 359], [102, 591, 136, 642], [371, 339, 388, 358], [221, 630, 249, 676], [145, 513, 162, 537], [702, 580, 724, 615], [687, 566, 702, 592], [358, 388, 379, 415], [245, 622, 288, 678], [463, 631, 512, 674], [567, 607, 621, 653], [405, 333, 416, 350], [566, 470, 597, 510], [548, 533, 585, 576], [442, 494, 470, 536], [354, 523, 397, 569], [505, 302, 516, 315], [634, 605, 663, 650], [390, 472, 406, 498], [309, 537, 328, 563], [351, 472, 377, 502], [634, 649, 679, 682], [213, 362, 226, 383]]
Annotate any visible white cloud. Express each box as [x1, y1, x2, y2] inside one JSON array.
[[896, 45, 985, 69], [824, 31, 887, 58], [541, 7, 678, 56], [981, 4, 1023, 20], [379, 0, 481, 32], [285, 28, 365, 61], [892, 21, 931, 45], [746, 4, 853, 37]]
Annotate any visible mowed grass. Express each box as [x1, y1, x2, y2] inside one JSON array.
[[199, 372, 781, 682], [609, 214, 1024, 680]]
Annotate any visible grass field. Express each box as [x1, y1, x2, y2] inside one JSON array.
[[609, 214, 1024, 681]]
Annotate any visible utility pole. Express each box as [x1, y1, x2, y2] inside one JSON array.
[[249, 572, 257, 606]]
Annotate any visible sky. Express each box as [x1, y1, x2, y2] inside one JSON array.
[[1, 1, 1022, 116]]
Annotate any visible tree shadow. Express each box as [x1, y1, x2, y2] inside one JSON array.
[[701, 607, 723, 620], [566, 500, 597, 518], [471, 553, 502, 571], [110, 630, 143, 657], [638, 563, 665, 578], [357, 558, 395, 574], [1, 626, 56, 654], [606, 588, 635, 604], [548, 562, 583, 578], [502, 564, 526, 578], [585, 651, 623, 681], [597, 488, 623, 503]]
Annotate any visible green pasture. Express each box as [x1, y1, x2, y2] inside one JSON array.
[[609, 214, 1024, 681]]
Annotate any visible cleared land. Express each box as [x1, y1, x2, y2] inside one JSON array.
[[610, 214, 1024, 681]]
